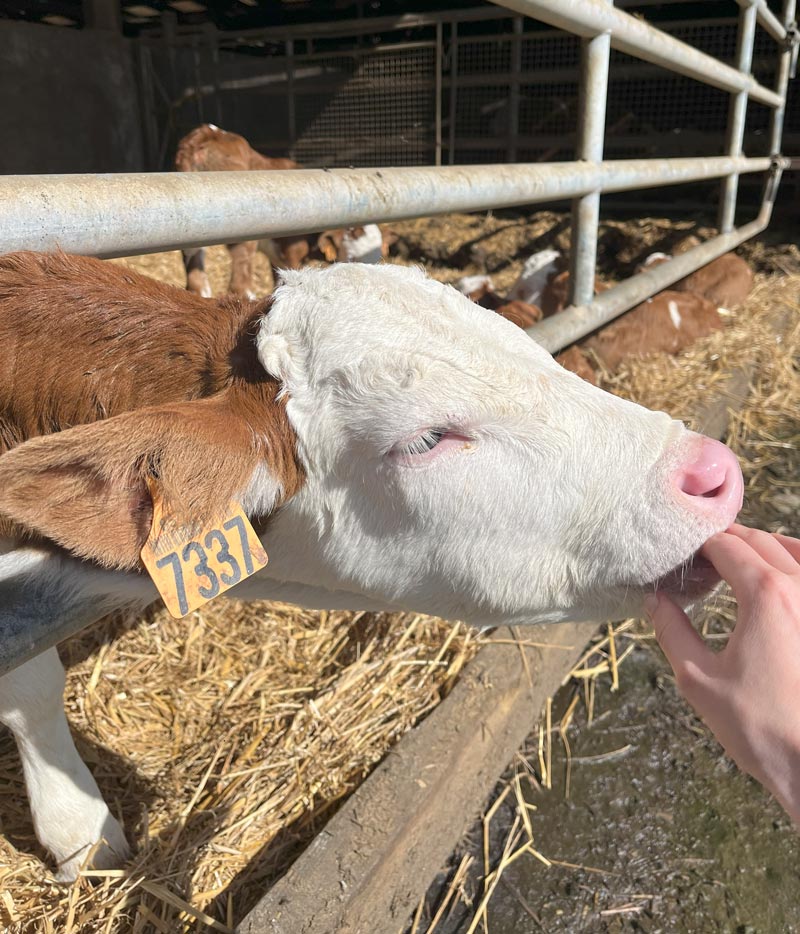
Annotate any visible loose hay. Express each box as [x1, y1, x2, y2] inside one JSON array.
[[3, 215, 797, 932], [0, 605, 479, 931]]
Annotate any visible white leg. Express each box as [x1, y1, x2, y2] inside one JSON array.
[[0, 647, 129, 881]]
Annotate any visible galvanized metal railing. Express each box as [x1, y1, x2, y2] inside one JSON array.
[[1, 1, 795, 359]]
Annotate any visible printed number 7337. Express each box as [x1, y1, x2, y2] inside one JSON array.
[[155, 515, 256, 616]]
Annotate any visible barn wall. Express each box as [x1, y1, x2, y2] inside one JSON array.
[[0, 20, 144, 174]]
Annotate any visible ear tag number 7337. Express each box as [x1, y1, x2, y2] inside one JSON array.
[[140, 488, 268, 619]]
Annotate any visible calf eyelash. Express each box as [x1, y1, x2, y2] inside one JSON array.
[[397, 428, 446, 457]]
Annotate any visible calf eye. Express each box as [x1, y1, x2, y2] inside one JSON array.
[[389, 427, 472, 466], [401, 428, 446, 456]]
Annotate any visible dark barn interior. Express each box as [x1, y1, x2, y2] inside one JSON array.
[[1, 0, 797, 214]]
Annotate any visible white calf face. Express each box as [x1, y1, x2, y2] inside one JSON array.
[[256, 264, 739, 625]]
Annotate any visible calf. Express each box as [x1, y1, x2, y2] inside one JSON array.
[[506, 249, 562, 306], [539, 269, 612, 317], [555, 345, 598, 385], [453, 275, 541, 327], [584, 289, 723, 371], [639, 249, 754, 309], [176, 124, 301, 299], [176, 125, 389, 298], [0, 253, 742, 880]]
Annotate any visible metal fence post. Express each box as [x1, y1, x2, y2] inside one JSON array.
[[718, 0, 758, 234], [448, 22, 459, 165], [769, 0, 798, 157], [435, 22, 443, 166], [568, 0, 611, 307], [508, 17, 523, 162], [287, 39, 297, 155]]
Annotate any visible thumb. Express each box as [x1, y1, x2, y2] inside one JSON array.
[[645, 592, 713, 681]]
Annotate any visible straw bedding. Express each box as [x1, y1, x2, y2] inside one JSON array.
[[0, 214, 797, 932]]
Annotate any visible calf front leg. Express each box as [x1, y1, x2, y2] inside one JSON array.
[[183, 247, 212, 298], [0, 647, 129, 882], [227, 239, 258, 299]]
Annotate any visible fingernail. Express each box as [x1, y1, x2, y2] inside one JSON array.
[[643, 594, 659, 620]]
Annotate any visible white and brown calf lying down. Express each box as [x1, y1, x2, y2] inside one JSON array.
[[0, 252, 743, 880], [175, 123, 392, 298], [457, 248, 754, 383]]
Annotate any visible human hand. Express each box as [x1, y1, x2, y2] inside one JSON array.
[[646, 524, 800, 824]]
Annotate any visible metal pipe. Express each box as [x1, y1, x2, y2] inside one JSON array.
[[286, 39, 297, 152], [435, 22, 443, 167], [568, 0, 611, 308], [488, 0, 784, 108], [744, 0, 788, 41], [718, 0, 758, 234], [769, 0, 798, 157], [508, 17, 523, 163], [448, 21, 458, 165], [527, 214, 769, 353], [0, 156, 780, 258]]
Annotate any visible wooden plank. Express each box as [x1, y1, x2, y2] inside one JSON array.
[[237, 622, 598, 934]]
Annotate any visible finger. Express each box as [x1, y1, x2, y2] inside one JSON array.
[[725, 524, 800, 575], [701, 532, 772, 605], [773, 533, 800, 568], [646, 592, 713, 688]]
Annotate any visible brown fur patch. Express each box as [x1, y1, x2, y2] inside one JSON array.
[[584, 290, 722, 371], [0, 251, 303, 568]]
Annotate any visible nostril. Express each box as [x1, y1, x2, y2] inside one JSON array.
[[672, 434, 744, 520], [679, 464, 727, 499]]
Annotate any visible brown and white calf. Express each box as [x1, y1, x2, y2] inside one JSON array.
[[639, 249, 754, 309], [0, 252, 743, 880], [583, 289, 723, 372], [175, 124, 389, 298], [175, 123, 301, 298]]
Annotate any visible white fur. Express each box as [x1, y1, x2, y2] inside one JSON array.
[[507, 249, 561, 304], [454, 274, 494, 298], [340, 224, 384, 264], [0, 261, 740, 879], [668, 299, 682, 330], [643, 251, 671, 266]]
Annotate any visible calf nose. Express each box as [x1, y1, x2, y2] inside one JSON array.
[[673, 436, 743, 522]]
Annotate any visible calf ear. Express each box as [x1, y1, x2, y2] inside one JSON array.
[[0, 393, 301, 570]]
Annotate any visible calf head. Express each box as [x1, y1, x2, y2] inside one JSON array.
[[0, 264, 741, 626]]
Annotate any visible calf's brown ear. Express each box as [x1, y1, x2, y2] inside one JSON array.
[[0, 392, 300, 570]]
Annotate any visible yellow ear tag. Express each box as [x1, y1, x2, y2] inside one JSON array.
[[140, 482, 268, 619]]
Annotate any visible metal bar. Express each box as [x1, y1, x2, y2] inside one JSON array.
[[448, 22, 458, 165], [0, 157, 780, 258], [528, 214, 769, 353], [435, 22, 443, 167], [568, 0, 611, 308], [488, 0, 784, 107], [150, 5, 514, 45], [507, 17, 523, 162], [286, 39, 297, 152], [718, 0, 758, 234], [769, 0, 798, 156], [745, 0, 788, 41]]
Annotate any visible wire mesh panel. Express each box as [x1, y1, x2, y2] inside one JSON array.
[[137, 5, 797, 210], [290, 46, 438, 166]]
